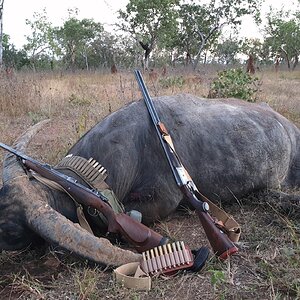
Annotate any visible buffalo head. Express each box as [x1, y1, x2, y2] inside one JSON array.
[[0, 120, 141, 266]]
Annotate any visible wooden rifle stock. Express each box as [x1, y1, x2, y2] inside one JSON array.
[[181, 186, 237, 259], [0, 142, 168, 253], [134, 70, 238, 259]]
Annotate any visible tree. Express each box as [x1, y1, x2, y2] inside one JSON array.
[[241, 38, 272, 66], [0, 0, 4, 67], [88, 32, 139, 69], [118, 0, 179, 70], [2, 34, 30, 69], [57, 9, 104, 70], [177, 0, 262, 70], [88, 31, 118, 68], [24, 8, 57, 70], [177, 3, 218, 66], [213, 37, 241, 65], [264, 8, 300, 70]]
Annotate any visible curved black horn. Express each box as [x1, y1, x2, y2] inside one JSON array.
[[2, 119, 50, 185]]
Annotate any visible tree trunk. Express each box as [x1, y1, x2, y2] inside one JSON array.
[[0, 0, 4, 68], [139, 41, 152, 71], [82, 51, 89, 71], [185, 51, 192, 66], [192, 40, 205, 71], [144, 53, 150, 70], [203, 51, 207, 65], [192, 30, 206, 71], [193, 25, 220, 71], [292, 54, 298, 70], [281, 45, 290, 70]]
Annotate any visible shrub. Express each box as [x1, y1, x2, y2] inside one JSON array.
[[208, 68, 259, 102], [159, 76, 185, 88]]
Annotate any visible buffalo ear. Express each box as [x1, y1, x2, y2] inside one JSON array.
[[0, 120, 51, 251], [0, 185, 42, 251]]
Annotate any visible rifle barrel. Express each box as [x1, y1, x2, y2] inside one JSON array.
[[134, 70, 161, 123], [134, 70, 183, 186]]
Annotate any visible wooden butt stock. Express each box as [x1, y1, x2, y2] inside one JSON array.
[[64, 182, 169, 253], [114, 214, 169, 253], [181, 186, 238, 259], [197, 210, 238, 259]]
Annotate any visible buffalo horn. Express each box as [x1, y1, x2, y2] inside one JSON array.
[[1, 119, 141, 266]]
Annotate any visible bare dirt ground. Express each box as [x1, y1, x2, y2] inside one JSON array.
[[0, 67, 300, 299]]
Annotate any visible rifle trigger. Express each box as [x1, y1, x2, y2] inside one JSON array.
[[87, 206, 100, 217]]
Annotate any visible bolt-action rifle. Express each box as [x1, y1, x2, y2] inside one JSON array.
[[134, 70, 238, 259], [0, 142, 169, 253]]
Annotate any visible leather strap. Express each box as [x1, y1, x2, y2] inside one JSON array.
[[31, 172, 95, 234], [198, 192, 241, 242], [114, 262, 151, 290], [162, 133, 241, 242]]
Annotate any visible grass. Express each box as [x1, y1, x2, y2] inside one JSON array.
[[0, 66, 300, 299]]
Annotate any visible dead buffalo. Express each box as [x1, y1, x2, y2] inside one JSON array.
[[0, 94, 299, 266]]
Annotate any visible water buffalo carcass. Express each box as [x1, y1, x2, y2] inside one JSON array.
[[0, 94, 299, 266]]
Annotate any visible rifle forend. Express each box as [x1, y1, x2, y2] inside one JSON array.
[[181, 185, 237, 259]]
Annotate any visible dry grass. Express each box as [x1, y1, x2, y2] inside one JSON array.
[[257, 70, 300, 126], [0, 66, 300, 299], [0, 68, 212, 164]]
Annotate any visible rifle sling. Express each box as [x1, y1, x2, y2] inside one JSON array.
[[197, 191, 241, 243], [162, 133, 241, 243], [30, 172, 95, 235]]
